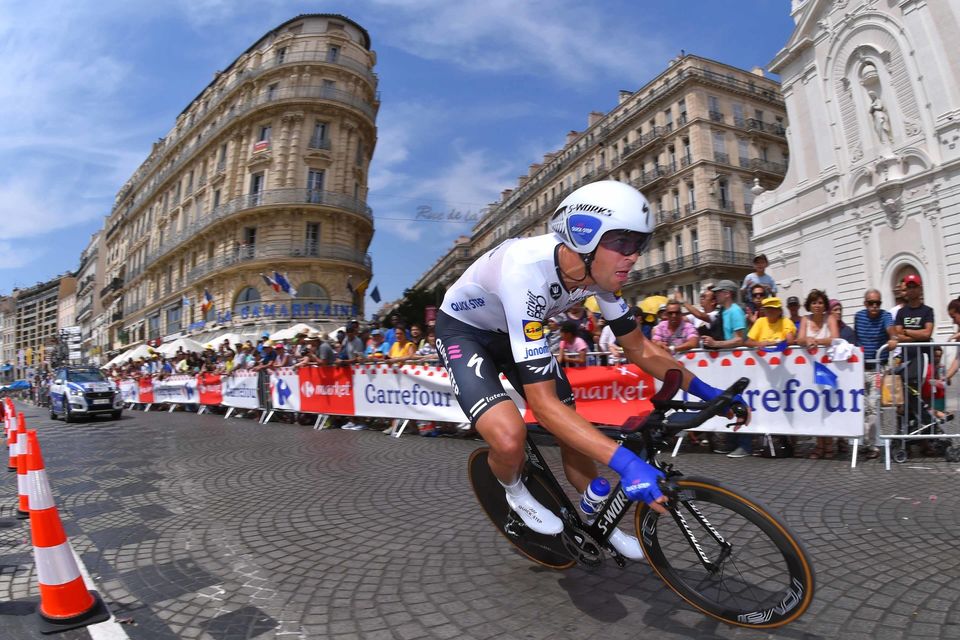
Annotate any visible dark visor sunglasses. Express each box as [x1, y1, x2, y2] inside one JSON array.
[[598, 231, 652, 256]]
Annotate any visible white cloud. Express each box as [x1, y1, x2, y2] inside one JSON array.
[[366, 0, 669, 83]]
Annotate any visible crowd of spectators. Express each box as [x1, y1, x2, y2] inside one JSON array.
[[103, 317, 441, 381]]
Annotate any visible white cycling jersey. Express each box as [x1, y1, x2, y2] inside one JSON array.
[[439, 234, 633, 365]]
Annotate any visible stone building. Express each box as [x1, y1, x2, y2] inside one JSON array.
[[12, 276, 74, 379], [75, 231, 105, 363], [751, 0, 960, 337], [101, 14, 377, 351], [413, 54, 788, 305]]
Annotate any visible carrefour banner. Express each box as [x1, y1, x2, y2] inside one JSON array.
[[153, 375, 198, 404], [269, 368, 300, 412], [221, 370, 260, 409], [672, 347, 864, 435], [298, 366, 354, 415], [352, 364, 471, 422], [119, 380, 139, 403], [198, 373, 223, 406]]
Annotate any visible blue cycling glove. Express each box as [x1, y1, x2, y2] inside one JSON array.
[[688, 377, 744, 407], [608, 447, 665, 504]]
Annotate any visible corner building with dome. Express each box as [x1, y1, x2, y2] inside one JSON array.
[[100, 14, 377, 350]]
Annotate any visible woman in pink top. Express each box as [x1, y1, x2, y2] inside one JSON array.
[[557, 322, 589, 367]]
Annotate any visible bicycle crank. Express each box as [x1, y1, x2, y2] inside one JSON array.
[[561, 526, 604, 567]]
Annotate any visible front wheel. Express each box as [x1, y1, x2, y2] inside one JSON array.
[[636, 476, 814, 629], [467, 447, 574, 570]]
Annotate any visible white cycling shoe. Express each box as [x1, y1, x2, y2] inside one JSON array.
[[607, 528, 645, 560], [500, 479, 564, 535]]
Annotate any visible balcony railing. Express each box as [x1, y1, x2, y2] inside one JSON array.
[[680, 154, 693, 167], [308, 136, 332, 150], [99, 277, 124, 299], [627, 249, 754, 283], [713, 151, 730, 164], [656, 208, 681, 225], [138, 188, 372, 276], [745, 118, 786, 137], [749, 158, 788, 174], [709, 110, 724, 122], [186, 241, 372, 282]]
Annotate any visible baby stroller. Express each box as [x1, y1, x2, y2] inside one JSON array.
[[885, 362, 960, 463]]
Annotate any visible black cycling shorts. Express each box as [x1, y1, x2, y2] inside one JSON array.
[[435, 311, 574, 426]]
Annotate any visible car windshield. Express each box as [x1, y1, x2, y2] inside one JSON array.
[[66, 370, 106, 383]]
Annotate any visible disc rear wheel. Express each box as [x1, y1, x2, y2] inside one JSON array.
[[636, 476, 814, 628], [468, 447, 574, 569]]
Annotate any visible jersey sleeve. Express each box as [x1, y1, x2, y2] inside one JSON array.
[[593, 290, 635, 336]]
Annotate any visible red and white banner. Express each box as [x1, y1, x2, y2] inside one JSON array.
[[549, 364, 657, 427], [137, 378, 154, 404], [198, 373, 223, 406], [269, 368, 300, 412], [298, 366, 354, 415], [221, 370, 260, 409], [153, 375, 198, 404]]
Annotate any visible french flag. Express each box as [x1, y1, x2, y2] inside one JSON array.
[[261, 273, 281, 293], [274, 271, 298, 297]]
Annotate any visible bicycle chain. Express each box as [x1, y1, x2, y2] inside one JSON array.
[[561, 525, 604, 567]]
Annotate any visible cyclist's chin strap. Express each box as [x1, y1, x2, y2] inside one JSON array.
[[565, 250, 596, 284]]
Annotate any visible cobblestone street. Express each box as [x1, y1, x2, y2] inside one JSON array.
[[1, 403, 959, 639]]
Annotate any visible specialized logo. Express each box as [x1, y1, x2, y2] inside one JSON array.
[[556, 203, 612, 216], [522, 320, 544, 341], [467, 353, 484, 379], [549, 283, 562, 300], [526, 291, 547, 318], [567, 214, 602, 247]]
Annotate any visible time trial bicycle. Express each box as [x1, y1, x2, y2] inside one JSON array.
[[468, 369, 814, 628]]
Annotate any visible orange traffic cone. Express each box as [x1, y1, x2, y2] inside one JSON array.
[[16, 414, 29, 519], [7, 412, 18, 472], [26, 430, 111, 633]]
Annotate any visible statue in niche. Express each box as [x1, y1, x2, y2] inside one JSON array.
[[868, 91, 893, 145]]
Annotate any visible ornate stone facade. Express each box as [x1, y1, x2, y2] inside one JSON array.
[[101, 14, 377, 350], [753, 0, 960, 336]]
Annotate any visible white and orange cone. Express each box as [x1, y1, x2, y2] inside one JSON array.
[[6, 408, 17, 472], [26, 430, 111, 633], [16, 414, 29, 519]]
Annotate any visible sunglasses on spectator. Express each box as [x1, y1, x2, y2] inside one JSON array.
[[865, 300, 882, 306], [666, 311, 682, 316], [598, 231, 652, 256], [752, 292, 765, 297]]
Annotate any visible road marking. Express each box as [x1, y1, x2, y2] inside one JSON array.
[[69, 542, 131, 640]]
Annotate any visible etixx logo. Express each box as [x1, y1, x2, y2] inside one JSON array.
[[522, 320, 544, 341], [567, 214, 601, 246]]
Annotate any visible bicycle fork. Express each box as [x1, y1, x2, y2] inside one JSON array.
[[657, 483, 732, 574]]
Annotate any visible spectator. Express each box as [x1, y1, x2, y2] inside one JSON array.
[[272, 343, 293, 368], [829, 299, 857, 344], [740, 254, 777, 301], [652, 300, 699, 355], [545, 317, 563, 356], [701, 280, 746, 455], [564, 302, 596, 347], [557, 321, 588, 367], [745, 297, 796, 349], [252, 341, 277, 371], [383, 314, 409, 350], [745, 284, 769, 327], [598, 317, 624, 364], [415, 329, 439, 363], [410, 324, 425, 351], [888, 282, 907, 320], [945, 298, 960, 384], [921, 346, 948, 419], [786, 296, 802, 325], [701, 280, 747, 350], [388, 329, 416, 363], [338, 324, 365, 363], [364, 329, 390, 360], [798, 289, 840, 459], [854, 288, 893, 460], [887, 274, 934, 451], [679, 288, 723, 341]]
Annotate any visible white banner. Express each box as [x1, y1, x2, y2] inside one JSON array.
[[221, 370, 260, 409], [675, 346, 865, 436], [152, 375, 198, 404], [269, 368, 300, 412], [119, 380, 138, 403], [353, 364, 467, 421]]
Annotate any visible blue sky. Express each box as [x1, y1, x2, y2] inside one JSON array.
[[0, 0, 796, 314]]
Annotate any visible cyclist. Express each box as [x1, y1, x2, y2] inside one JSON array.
[[436, 180, 748, 560]]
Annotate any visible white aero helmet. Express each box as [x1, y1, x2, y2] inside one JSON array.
[[550, 180, 653, 254]]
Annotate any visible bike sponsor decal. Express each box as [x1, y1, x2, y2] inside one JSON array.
[[556, 203, 612, 216], [737, 577, 805, 624], [526, 291, 547, 318], [549, 283, 562, 300], [524, 344, 551, 358], [523, 320, 544, 341], [597, 490, 629, 534]]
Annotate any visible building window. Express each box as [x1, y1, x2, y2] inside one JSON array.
[[249, 173, 264, 205], [678, 99, 687, 124], [305, 222, 320, 255], [687, 182, 696, 211], [708, 95, 721, 121], [234, 287, 261, 312], [738, 138, 750, 167], [675, 234, 683, 262], [322, 79, 335, 96], [326, 46, 340, 62], [682, 137, 692, 164], [355, 139, 364, 166], [296, 282, 329, 302], [166, 306, 181, 335], [276, 47, 287, 64], [712, 131, 727, 163], [743, 180, 755, 213], [754, 109, 764, 122], [257, 125, 271, 143], [663, 108, 673, 132], [310, 121, 328, 148], [691, 229, 699, 254], [243, 226, 256, 248], [307, 170, 325, 203], [722, 224, 734, 259], [212, 189, 221, 209], [732, 103, 745, 127], [267, 83, 278, 101], [718, 178, 730, 209]]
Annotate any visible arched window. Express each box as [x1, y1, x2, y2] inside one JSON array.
[[234, 286, 261, 306], [296, 282, 329, 302]]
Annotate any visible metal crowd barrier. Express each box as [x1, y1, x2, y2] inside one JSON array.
[[873, 341, 960, 470]]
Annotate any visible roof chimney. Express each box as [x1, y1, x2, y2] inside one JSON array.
[[588, 111, 605, 127], [566, 130, 580, 145], [618, 90, 633, 104], [751, 66, 765, 77]]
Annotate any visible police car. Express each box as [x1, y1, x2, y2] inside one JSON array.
[[49, 366, 123, 422]]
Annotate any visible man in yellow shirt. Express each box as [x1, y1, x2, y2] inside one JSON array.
[[746, 297, 797, 348]]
